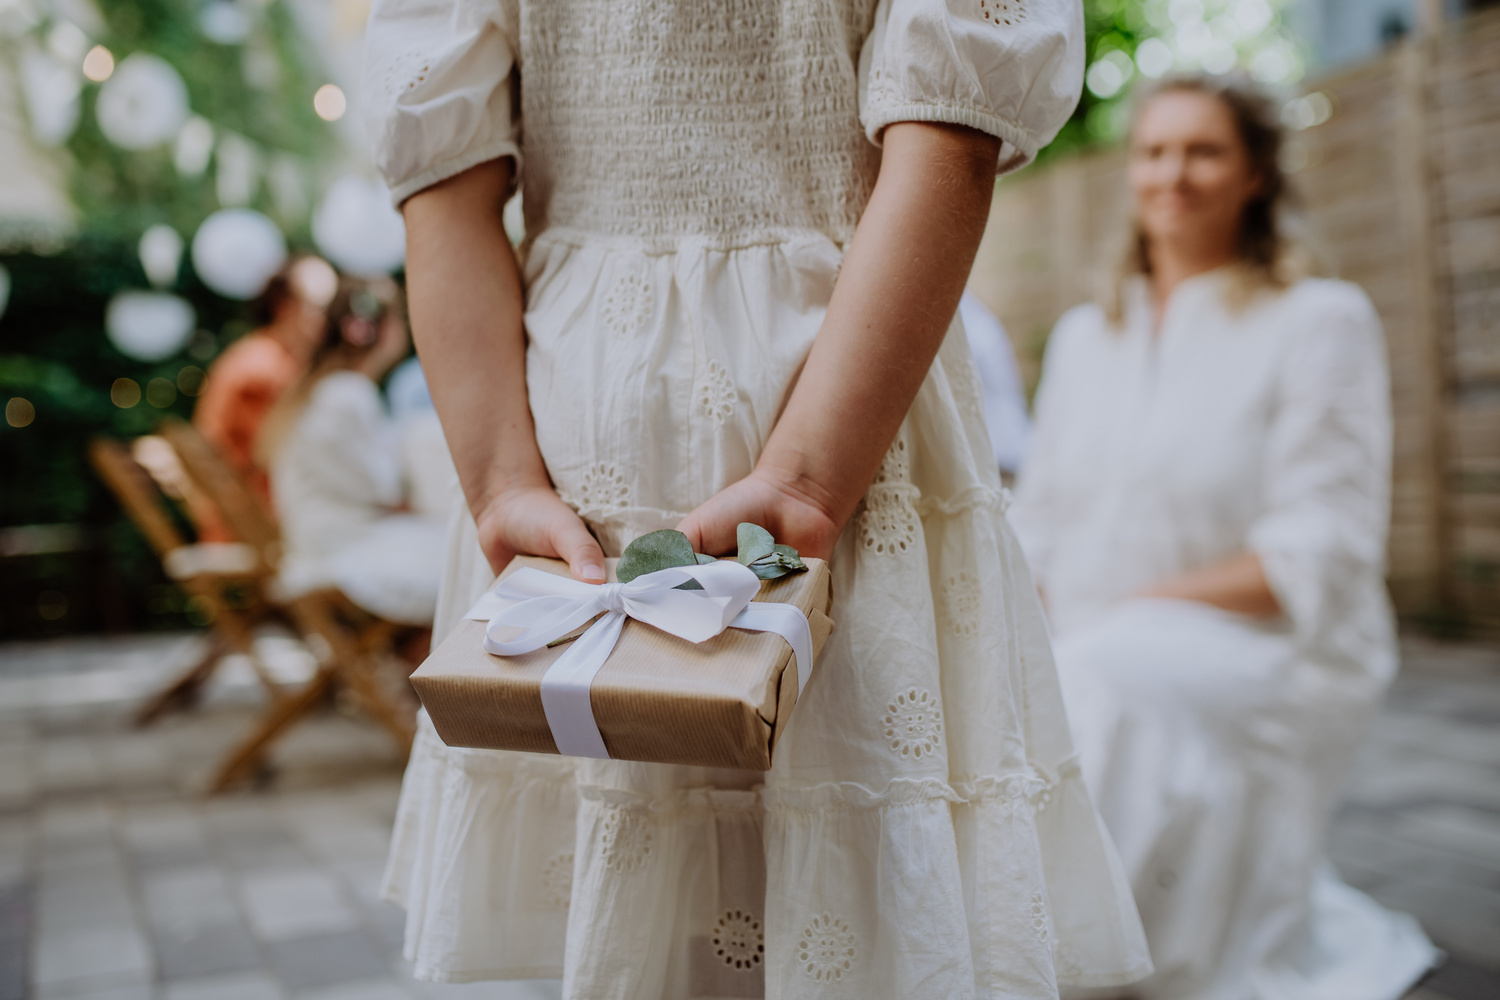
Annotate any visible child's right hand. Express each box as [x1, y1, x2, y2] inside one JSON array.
[[473, 484, 606, 584]]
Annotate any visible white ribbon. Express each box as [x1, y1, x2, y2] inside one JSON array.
[[464, 561, 814, 759]]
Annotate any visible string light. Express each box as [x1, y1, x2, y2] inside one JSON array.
[[5, 397, 35, 428], [111, 378, 141, 408], [82, 45, 114, 82], [313, 84, 346, 122]]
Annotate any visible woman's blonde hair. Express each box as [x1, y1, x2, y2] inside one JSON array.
[[256, 278, 405, 466], [1106, 72, 1316, 324]]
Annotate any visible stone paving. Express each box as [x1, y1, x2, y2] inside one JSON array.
[[0, 630, 1496, 1000]]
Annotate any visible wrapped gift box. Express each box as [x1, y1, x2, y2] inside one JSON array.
[[411, 555, 834, 770]]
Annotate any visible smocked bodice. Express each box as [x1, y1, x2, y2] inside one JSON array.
[[366, 0, 1085, 234], [519, 0, 881, 246]]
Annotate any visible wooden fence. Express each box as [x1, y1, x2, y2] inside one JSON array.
[[970, 8, 1500, 632]]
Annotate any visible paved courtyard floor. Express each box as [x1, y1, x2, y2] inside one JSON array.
[[0, 631, 1496, 1000]]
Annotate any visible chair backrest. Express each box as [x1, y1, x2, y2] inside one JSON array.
[[88, 438, 191, 559], [156, 419, 283, 566]]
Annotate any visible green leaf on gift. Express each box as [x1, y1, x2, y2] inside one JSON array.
[[747, 552, 806, 580], [617, 529, 699, 583], [736, 528, 809, 580], [736, 523, 776, 565]]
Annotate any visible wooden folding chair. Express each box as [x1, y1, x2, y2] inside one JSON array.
[[89, 437, 286, 724], [154, 419, 418, 791]]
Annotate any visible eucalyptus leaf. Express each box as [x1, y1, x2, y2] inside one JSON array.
[[749, 560, 787, 580], [617, 529, 698, 583], [695, 552, 718, 565], [736, 522, 775, 565], [773, 544, 806, 570]]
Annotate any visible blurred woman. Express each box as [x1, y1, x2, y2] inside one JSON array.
[[1011, 75, 1438, 999], [260, 280, 445, 627]]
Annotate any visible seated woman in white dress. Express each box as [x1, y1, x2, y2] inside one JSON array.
[[1009, 75, 1438, 1000], [260, 281, 446, 628]]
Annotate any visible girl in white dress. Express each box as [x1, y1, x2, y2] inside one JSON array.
[[264, 282, 446, 627], [1010, 75, 1439, 1000], [364, 2, 1152, 997]]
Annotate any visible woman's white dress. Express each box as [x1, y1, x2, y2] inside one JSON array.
[[1010, 273, 1439, 1000], [363, 1, 1152, 997], [271, 371, 447, 626]]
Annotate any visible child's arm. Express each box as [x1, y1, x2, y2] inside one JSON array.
[[678, 122, 1001, 559], [402, 160, 607, 582]]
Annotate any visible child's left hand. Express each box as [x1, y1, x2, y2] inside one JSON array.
[[677, 468, 842, 562]]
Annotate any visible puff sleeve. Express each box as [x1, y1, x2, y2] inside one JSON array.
[[362, 0, 521, 206], [1245, 284, 1396, 675], [859, 0, 1083, 173]]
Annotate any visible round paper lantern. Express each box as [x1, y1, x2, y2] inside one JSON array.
[[199, 1, 252, 44], [105, 291, 196, 361], [96, 52, 189, 150], [20, 48, 81, 146], [312, 175, 405, 278], [138, 224, 184, 287], [191, 209, 287, 300]]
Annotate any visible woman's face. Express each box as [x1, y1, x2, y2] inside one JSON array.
[[1128, 90, 1262, 251]]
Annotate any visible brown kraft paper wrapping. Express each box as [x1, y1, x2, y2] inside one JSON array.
[[410, 555, 834, 771]]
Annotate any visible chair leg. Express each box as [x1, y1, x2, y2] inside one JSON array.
[[292, 598, 415, 753], [337, 654, 416, 753], [135, 630, 232, 726], [205, 667, 337, 793]]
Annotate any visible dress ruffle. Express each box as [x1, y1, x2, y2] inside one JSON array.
[[383, 321, 1150, 997], [385, 719, 1150, 992]]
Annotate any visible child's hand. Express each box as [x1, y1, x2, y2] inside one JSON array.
[[473, 484, 606, 583], [677, 469, 842, 562]]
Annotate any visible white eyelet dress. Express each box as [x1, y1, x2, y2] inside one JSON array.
[[364, 1, 1152, 997]]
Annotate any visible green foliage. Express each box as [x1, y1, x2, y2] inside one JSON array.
[[616, 529, 701, 584], [735, 523, 775, 565], [612, 524, 807, 587], [1042, 0, 1154, 162], [64, 0, 330, 243], [735, 523, 807, 581], [0, 0, 336, 637], [1041, 0, 1301, 163]]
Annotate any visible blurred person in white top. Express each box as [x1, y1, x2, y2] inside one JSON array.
[[260, 280, 445, 628], [1010, 74, 1438, 1000], [958, 291, 1031, 477]]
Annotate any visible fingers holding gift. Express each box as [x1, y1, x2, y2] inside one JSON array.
[[474, 485, 607, 583]]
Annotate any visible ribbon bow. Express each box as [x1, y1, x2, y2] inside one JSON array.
[[465, 561, 814, 760]]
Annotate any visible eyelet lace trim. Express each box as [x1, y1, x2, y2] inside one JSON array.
[[377, 50, 432, 101], [941, 571, 981, 637], [698, 360, 737, 425], [796, 912, 857, 983], [599, 806, 653, 873], [542, 852, 573, 910], [1030, 891, 1050, 948], [857, 435, 921, 556], [712, 908, 764, 970], [564, 462, 631, 513], [978, 0, 1027, 26], [871, 435, 910, 484], [882, 688, 944, 761], [601, 272, 653, 335]]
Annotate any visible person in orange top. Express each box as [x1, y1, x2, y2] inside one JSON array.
[[192, 256, 336, 539]]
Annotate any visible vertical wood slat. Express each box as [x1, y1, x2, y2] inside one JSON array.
[[1389, 39, 1452, 615], [970, 7, 1500, 629]]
